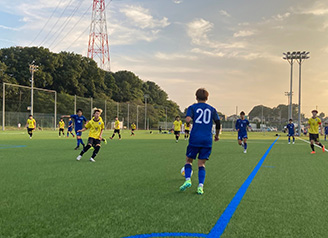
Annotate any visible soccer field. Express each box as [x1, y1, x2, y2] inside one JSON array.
[[0, 130, 328, 238]]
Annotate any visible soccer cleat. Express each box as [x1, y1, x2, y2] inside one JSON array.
[[322, 146, 325, 152], [176, 140, 178, 143], [76, 155, 82, 161], [103, 138, 107, 144], [293, 142, 295, 144], [197, 186, 204, 195], [74, 146, 79, 150], [288, 142, 290, 144], [90, 147, 94, 151], [89, 158, 96, 162], [244, 150, 247, 153], [311, 151, 316, 154], [110, 137, 113, 140], [180, 180, 192, 191]]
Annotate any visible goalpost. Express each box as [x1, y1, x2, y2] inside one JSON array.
[[2, 83, 57, 131]]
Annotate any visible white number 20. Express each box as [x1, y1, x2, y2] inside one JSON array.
[[195, 108, 211, 124]]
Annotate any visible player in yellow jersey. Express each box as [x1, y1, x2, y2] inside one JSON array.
[[131, 122, 136, 136], [91, 108, 107, 144], [76, 109, 104, 162], [173, 116, 182, 143], [184, 122, 191, 140], [307, 109, 325, 154], [58, 118, 65, 137], [25, 115, 36, 139], [110, 117, 121, 140]]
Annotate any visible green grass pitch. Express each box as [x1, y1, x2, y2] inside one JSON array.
[[0, 130, 328, 237]]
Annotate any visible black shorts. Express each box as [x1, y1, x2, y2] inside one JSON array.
[[27, 128, 33, 133], [88, 137, 101, 147], [131, 129, 135, 131], [114, 129, 120, 134], [185, 130, 190, 134], [59, 128, 64, 132], [174, 131, 180, 135], [309, 133, 319, 142]]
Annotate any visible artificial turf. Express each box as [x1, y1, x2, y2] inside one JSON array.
[[0, 130, 327, 237]]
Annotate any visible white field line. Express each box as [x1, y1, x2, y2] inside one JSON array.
[[297, 137, 328, 152]]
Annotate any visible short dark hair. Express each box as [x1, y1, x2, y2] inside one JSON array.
[[29, 115, 33, 117], [76, 109, 83, 113], [240, 111, 245, 116], [175, 116, 180, 119], [196, 88, 209, 101], [289, 119, 293, 121]]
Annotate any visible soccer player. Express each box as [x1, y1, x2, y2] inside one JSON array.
[[76, 109, 104, 162], [235, 111, 251, 153], [179, 88, 220, 195], [66, 118, 75, 138], [184, 122, 191, 140], [58, 118, 65, 137], [91, 108, 107, 144], [286, 119, 295, 144], [131, 122, 136, 136], [307, 109, 325, 154], [110, 117, 121, 140], [25, 115, 36, 139], [173, 116, 182, 142], [62, 109, 87, 150], [325, 122, 328, 141]]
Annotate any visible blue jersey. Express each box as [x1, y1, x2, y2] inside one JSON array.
[[68, 120, 73, 131], [325, 126, 328, 134], [186, 103, 220, 148], [70, 115, 87, 131], [287, 123, 294, 134], [235, 119, 249, 135]]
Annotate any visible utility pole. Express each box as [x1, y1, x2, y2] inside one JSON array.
[[144, 94, 149, 130], [29, 62, 38, 116]]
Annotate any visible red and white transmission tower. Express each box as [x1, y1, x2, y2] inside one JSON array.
[[87, 0, 110, 71]]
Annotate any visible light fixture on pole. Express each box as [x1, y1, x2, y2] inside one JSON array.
[[283, 52, 295, 120]]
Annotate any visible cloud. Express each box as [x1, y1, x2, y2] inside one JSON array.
[[155, 52, 197, 60], [120, 5, 170, 29], [172, 0, 182, 4], [0, 25, 18, 31], [233, 30, 255, 37], [219, 10, 231, 17]]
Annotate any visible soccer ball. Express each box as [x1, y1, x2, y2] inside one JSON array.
[[181, 166, 193, 177]]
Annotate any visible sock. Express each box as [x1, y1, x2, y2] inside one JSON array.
[[311, 144, 315, 151], [244, 143, 247, 150], [318, 143, 323, 148], [59, 131, 61, 136], [198, 166, 206, 185], [288, 137, 290, 142], [91, 145, 101, 159], [293, 137, 295, 142], [77, 139, 80, 147], [80, 139, 85, 146], [67, 132, 69, 137], [80, 144, 91, 155], [119, 134, 121, 139], [111, 134, 115, 138], [176, 135, 179, 140], [185, 164, 192, 180]]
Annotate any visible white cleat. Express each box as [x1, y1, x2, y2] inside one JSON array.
[[76, 155, 82, 161], [293, 142, 295, 144], [89, 158, 96, 162], [244, 150, 247, 153], [288, 142, 290, 144]]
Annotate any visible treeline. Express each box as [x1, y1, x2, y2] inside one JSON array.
[[0, 46, 181, 127]]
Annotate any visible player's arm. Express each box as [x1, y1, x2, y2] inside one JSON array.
[[320, 122, 323, 135], [214, 119, 221, 141], [235, 121, 239, 131], [61, 115, 71, 118], [33, 120, 36, 130]]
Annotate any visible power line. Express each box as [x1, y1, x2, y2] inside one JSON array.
[[50, 1, 91, 50], [38, 0, 76, 47], [65, 24, 90, 51], [28, 0, 65, 47]]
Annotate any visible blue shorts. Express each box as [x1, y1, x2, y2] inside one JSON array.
[[68, 128, 73, 132], [238, 133, 248, 140], [288, 133, 294, 137], [186, 145, 212, 160], [75, 131, 82, 136]]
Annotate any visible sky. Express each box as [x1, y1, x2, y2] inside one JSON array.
[[0, 0, 328, 117]]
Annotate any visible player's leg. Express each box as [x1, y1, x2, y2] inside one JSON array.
[[197, 147, 211, 195], [180, 145, 197, 191], [90, 142, 101, 162], [67, 130, 69, 137], [314, 137, 325, 152], [59, 129, 61, 137], [77, 140, 92, 160], [310, 134, 315, 153], [292, 136, 295, 144], [118, 130, 121, 140], [110, 131, 115, 139], [243, 137, 248, 153], [288, 135, 291, 144]]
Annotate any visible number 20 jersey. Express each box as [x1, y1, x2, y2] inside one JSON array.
[[186, 103, 220, 148]]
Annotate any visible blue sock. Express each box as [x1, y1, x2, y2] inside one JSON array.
[[244, 143, 247, 150], [77, 139, 80, 147], [80, 139, 85, 146], [198, 166, 206, 185], [288, 138, 290, 142], [293, 137, 295, 142], [185, 164, 192, 180]]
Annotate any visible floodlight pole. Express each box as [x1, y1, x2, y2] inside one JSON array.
[[127, 103, 130, 130], [54, 92, 57, 130], [2, 83, 5, 131], [137, 105, 139, 130], [289, 59, 293, 120], [29, 63, 38, 116], [144, 94, 149, 130]]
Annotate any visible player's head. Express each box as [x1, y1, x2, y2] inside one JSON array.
[[60, 118, 63, 121], [240, 111, 245, 118], [94, 109, 101, 119], [175, 116, 180, 121], [289, 119, 293, 123], [115, 117, 118, 121], [312, 109, 318, 117], [29, 115, 33, 119], [195, 88, 209, 102], [69, 117, 71, 121], [92, 107, 102, 116], [76, 109, 83, 116]]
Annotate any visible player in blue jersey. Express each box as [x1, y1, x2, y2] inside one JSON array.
[[179, 88, 220, 195], [66, 118, 75, 138], [235, 111, 251, 153], [62, 109, 87, 150], [286, 119, 295, 144], [325, 122, 328, 141]]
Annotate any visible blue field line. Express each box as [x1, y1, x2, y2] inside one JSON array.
[[0, 145, 27, 149], [123, 136, 280, 238]]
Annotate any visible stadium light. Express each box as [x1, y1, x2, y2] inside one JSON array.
[[29, 61, 38, 116], [282, 51, 309, 134]]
